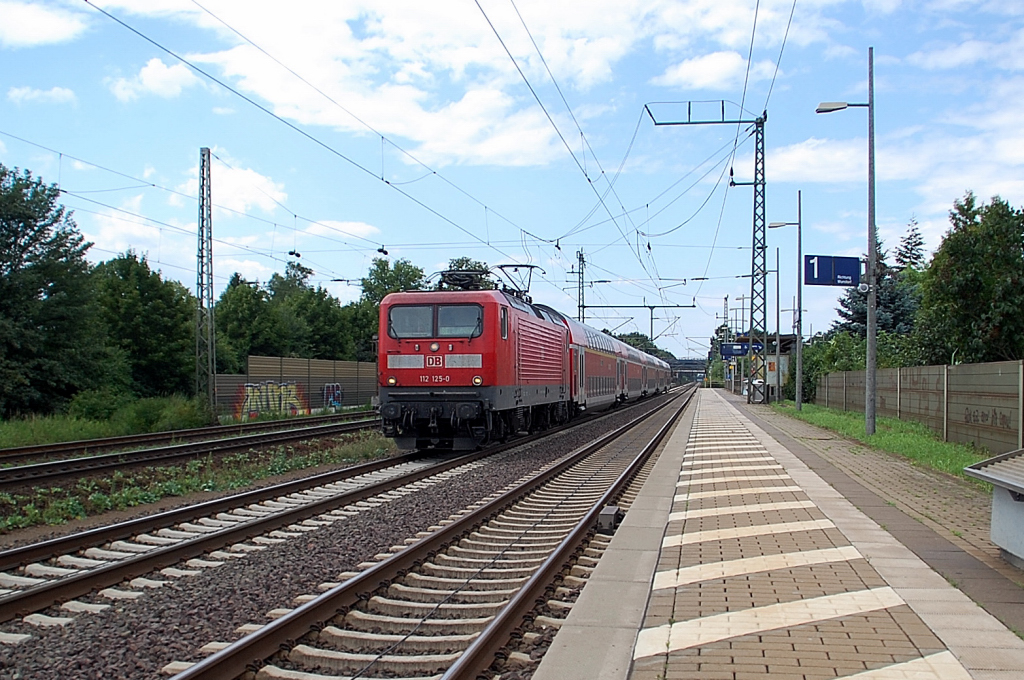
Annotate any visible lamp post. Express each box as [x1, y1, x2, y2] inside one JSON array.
[[769, 189, 803, 410], [817, 47, 876, 435], [775, 248, 781, 403]]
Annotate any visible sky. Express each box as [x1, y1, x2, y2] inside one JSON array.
[[1, 0, 1022, 361]]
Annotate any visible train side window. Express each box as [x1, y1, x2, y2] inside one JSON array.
[[500, 307, 508, 339]]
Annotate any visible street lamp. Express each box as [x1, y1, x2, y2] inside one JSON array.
[[817, 47, 877, 435], [769, 189, 803, 410]]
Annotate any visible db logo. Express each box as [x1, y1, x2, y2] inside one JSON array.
[[426, 356, 443, 367]]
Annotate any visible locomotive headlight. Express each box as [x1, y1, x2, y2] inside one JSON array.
[[472, 375, 483, 386], [387, 376, 397, 386], [430, 342, 440, 352]]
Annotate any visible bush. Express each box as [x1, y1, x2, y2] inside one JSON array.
[[111, 395, 209, 433], [67, 388, 134, 421]]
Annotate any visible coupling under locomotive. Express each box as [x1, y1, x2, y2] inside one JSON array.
[[377, 287, 670, 451]]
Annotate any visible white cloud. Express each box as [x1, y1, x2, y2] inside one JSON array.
[[0, 2, 87, 48], [212, 107, 235, 115], [766, 73, 1024, 224], [651, 51, 776, 91], [92, 0, 837, 168], [109, 58, 201, 102], [177, 151, 287, 216], [83, 195, 163, 255], [6, 86, 76, 105], [762, 137, 925, 185], [216, 258, 276, 284], [908, 28, 1024, 71]]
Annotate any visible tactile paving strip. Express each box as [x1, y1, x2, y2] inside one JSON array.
[[631, 392, 972, 680]]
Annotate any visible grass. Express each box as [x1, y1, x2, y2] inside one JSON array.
[[0, 397, 373, 450], [0, 430, 396, 533], [0, 416, 124, 450], [771, 401, 991, 484]]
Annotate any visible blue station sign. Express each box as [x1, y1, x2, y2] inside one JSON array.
[[720, 342, 764, 357], [804, 255, 861, 287]]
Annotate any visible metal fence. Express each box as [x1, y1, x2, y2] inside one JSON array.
[[816, 361, 1023, 454], [215, 356, 378, 419]]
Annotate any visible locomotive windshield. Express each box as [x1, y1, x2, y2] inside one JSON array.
[[438, 305, 482, 338], [388, 305, 433, 338], [388, 303, 483, 339]]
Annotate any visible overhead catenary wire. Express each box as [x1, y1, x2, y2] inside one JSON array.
[[472, 0, 658, 286], [82, 0, 520, 268], [764, 0, 798, 110], [690, 0, 764, 306], [562, 131, 749, 242], [0, 128, 380, 257], [60, 190, 344, 280], [9, 126, 721, 328], [76, 1, 719, 354], [187, 0, 534, 244]]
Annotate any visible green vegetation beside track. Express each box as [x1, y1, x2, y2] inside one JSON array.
[[0, 431, 396, 533], [771, 401, 991, 485]]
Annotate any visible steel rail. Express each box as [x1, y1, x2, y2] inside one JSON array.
[[170, 385, 694, 680], [0, 391, 680, 624], [0, 410, 376, 464], [443, 387, 694, 679], [0, 419, 379, 491], [0, 449, 461, 623], [0, 450, 421, 573]]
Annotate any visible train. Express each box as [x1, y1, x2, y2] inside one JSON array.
[[376, 284, 672, 450]]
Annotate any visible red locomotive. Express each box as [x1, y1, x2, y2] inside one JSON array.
[[377, 283, 671, 450]]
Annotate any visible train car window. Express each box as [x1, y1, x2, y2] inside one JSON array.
[[500, 307, 508, 339], [389, 305, 433, 338], [438, 304, 483, 338]]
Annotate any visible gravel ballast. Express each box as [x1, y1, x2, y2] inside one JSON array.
[[0, 396, 672, 680]]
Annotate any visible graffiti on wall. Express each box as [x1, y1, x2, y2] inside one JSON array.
[[964, 407, 1013, 430], [236, 381, 309, 419], [323, 383, 344, 409]]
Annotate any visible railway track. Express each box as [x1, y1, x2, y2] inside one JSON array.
[[166, 385, 695, 680], [0, 448, 467, 626], [0, 389, 690, 630], [0, 418, 380, 492], [0, 410, 376, 467]]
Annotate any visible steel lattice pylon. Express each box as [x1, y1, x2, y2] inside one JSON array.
[[643, 103, 769, 401], [747, 116, 767, 404], [195, 147, 216, 416]]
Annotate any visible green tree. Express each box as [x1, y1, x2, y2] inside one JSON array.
[[0, 166, 122, 416], [895, 217, 926, 270], [343, 300, 380, 363], [833, 234, 920, 338], [94, 251, 195, 397], [360, 257, 425, 306], [266, 262, 316, 357], [916, 193, 1024, 364], [290, 285, 351, 360], [214, 273, 286, 373], [792, 331, 864, 402]]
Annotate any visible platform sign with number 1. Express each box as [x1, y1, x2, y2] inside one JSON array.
[[805, 255, 861, 287]]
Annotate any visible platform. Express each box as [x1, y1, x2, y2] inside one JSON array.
[[533, 389, 1024, 680]]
